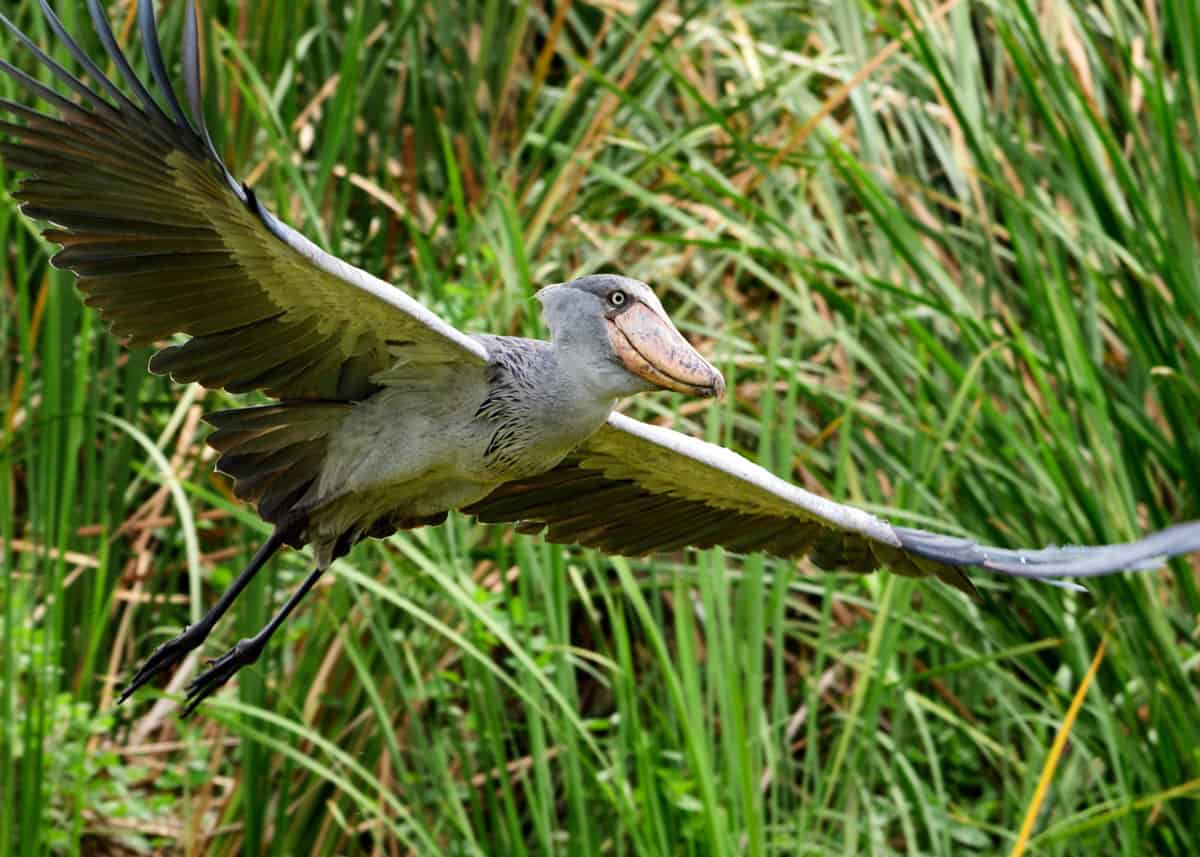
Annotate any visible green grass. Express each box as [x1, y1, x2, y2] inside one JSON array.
[[3, 0, 1199, 854]]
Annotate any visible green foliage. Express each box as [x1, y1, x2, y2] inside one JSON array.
[[2, 0, 1198, 854]]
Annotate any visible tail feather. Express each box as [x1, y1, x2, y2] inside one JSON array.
[[205, 401, 351, 532]]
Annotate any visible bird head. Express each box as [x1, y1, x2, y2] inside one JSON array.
[[536, 275, 725, 399]]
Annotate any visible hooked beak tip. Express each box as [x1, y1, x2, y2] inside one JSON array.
[[689, 367, 725, 399]]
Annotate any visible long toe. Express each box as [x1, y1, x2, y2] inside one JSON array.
[[118, 625, 208, 705], [181, 638, 263, 716]]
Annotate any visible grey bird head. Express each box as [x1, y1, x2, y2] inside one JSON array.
[[536, 274, 726, 399]]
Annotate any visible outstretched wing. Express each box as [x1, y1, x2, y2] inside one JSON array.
[[465, 412, 1200, 593], [0, 0, 486, 401]]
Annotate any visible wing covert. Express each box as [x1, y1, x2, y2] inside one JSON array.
[[465, 412, 1200, 593], [0, 0, 486, 402]]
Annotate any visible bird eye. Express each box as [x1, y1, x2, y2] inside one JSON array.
[[609, 291, 627, 307]]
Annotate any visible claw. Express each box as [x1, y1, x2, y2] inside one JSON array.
[[181, 637, 263, 716], [117, 624, 206, 704]]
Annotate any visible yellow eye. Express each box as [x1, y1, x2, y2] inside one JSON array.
[[609, 291, 627, 307]]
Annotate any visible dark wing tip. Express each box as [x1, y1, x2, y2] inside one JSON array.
[[86, 0, 164, 121], [34, 0, 132, 112], [137, 0, 191, 129], [181, 0, 230, 173], [3, 0, 247, 199], [0, 9, 111, 116]]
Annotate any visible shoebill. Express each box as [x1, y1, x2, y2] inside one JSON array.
[[2, 0, 1198, 716]]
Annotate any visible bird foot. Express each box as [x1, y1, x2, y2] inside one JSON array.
[[118, 624, 208, 705], [181, 636, 264, 716]]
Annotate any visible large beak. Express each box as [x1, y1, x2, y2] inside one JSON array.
[[607, 302, 725, 397]]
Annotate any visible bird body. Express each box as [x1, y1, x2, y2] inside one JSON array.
[[290, 331, 629, 565], [3, 0, 1199, 716]]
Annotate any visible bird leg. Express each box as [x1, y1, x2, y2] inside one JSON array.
[[181, 561, 329, 716], [118, 529, 287, 704]]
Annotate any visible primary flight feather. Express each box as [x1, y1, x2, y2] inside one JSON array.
[[2, 0, 1197, 715]]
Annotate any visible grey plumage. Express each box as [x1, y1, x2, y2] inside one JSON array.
[[463, 412, 1200, 594], [463, 413, 981, 593], [474, 337, 561, 469], [2, 1, 1198, 715]]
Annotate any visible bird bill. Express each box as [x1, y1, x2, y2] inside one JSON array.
[[607, 302, 726, 398]]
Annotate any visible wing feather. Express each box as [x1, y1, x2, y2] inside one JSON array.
[[464, 412, 1200, 593], [0, 0, 486, 402]]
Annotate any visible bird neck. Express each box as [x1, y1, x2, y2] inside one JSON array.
[[545, 327, 617, 399], [473, 339, 616, 475], [547, 342, 620, 422]]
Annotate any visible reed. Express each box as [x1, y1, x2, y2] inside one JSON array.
[[2, 1, 1197, 853]]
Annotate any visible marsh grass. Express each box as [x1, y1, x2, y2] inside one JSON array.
[[2, 0, 1198, 854]]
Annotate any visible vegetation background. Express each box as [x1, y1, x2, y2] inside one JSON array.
[[3, 0, 1199, 854]]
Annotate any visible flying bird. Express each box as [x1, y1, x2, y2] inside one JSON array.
[[3, 0, 1198, 716]]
